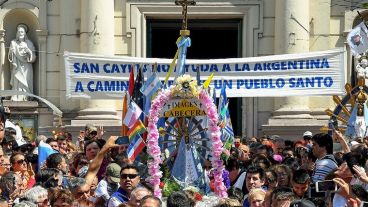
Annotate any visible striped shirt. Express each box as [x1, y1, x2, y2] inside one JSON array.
[[312, 154, 338, 183]]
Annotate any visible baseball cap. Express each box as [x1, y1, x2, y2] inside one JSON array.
[[85, 124, 97, 132], [290, 199, 316, 207], [269, 135, 280, 141], [303, 131, 313, 139], [106, 163, 121, 183]]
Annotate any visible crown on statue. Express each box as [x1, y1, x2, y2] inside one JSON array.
[[171, 75, 199, 99], [356, 89, 367, 104]]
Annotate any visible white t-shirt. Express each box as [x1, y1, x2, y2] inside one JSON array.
[[233, 171, 246, 189]]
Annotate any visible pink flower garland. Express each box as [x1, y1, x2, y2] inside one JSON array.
[[146, 88, 228, 198]]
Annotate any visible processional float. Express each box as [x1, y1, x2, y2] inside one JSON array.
[[144, 0, 228, 199]]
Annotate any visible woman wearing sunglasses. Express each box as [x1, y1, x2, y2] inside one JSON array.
[[10, 152, 35, 190]]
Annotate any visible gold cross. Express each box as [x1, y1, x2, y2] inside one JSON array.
[[175, 0, 196, 32]]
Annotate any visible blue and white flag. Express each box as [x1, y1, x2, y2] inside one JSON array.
[[218, 85, 234, 142], [38, 141, 57, 171], [140, 73, 162, 97]]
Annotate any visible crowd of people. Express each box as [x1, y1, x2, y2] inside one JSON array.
[[0, 104, 368, 207]]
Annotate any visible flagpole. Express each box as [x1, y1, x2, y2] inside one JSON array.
[[121, 93, 129, 136]]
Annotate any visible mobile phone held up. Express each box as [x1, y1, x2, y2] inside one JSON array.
[[115, 136, 129, 145], [328, 117, 338, 131], [361, 201, 368, 207], [315, 180, 337, 192]]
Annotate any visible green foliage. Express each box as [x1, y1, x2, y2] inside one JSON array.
[[162, 179, 181, 197]]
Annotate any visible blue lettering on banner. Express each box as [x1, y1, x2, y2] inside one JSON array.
[[87, 81, 95, 92], [222, 64, 231, 71], [252, 59, 330, 71], [289, 77, 333, 88], [85, 81, 128, 92], [276, 78, 285, 88], [237, 79, 284, 89], [75, 81, 84, 92], [210, 64, 219, 72], [74, 63, 100, 73]]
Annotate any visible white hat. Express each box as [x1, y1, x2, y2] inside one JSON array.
[[351, 141, 360, 146], [303, 131, 313, 138]]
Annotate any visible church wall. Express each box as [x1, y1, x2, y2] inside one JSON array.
[[56, 0, 81, 113], [253, 0, 275, 136], [1, 0, 357, 137]]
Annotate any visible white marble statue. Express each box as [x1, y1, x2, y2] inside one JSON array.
[[355, 57, 368, 79], [8, 24, 36, 101]]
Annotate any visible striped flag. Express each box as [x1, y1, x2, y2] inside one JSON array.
[[123, 101, 142, 128], [127, 134, 146, 161], [132, 67, 144, 110], [127, 120, 146, 139], [140, 73, 162, 97]]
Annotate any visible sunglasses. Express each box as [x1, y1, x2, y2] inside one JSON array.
[[16, 159, 26, 164], [120, 174, 139, 179]]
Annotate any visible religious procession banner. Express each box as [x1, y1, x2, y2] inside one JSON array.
[[64, 48, 345, 99]]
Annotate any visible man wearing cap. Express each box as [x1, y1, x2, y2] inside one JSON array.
[[95, 163, 121, 206], [85, 124, 99, 141], [108, 163, 141, 207], [303, 131, 313, 146]]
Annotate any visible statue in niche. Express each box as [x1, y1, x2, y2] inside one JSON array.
[[8, 24, 36, 101]]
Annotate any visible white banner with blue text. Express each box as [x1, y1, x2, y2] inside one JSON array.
[[64, 48, 345, 99]]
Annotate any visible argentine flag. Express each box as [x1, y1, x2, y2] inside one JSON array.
[[140, 73, 162, 98]]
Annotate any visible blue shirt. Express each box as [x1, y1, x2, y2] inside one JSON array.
[[108, 188, 129, 207]]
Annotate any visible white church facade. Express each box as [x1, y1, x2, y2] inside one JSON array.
[[0, 0, 362, 140]]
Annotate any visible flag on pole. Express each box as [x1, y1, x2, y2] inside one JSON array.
[[212, 87, 217, 105], [132, 66, 145, 110], [123, 101, 142, 128], [196, 65, 201, 86], [128, 66, 135, 96], [140, 73, 162, 97], [203, 72, 214, 89], [347, 22, 368, 56], [218, 84, 234, 142], [120, 93, 129, 136], [127, 120, 146, 139], [127, 134, 146, 161]]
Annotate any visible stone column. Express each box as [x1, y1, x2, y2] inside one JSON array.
[[309, 0, 334, 109], [72, 0, 120, 125], [273, 0, 311, 118], [36, 29, 48, 97], [263, 0, 314, 139]]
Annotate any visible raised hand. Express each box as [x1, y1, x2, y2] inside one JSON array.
[[97, 126, 104, 139], [353, 165, 368, 183]]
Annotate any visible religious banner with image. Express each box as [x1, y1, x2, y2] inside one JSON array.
[[64, 48, 345, 99]]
